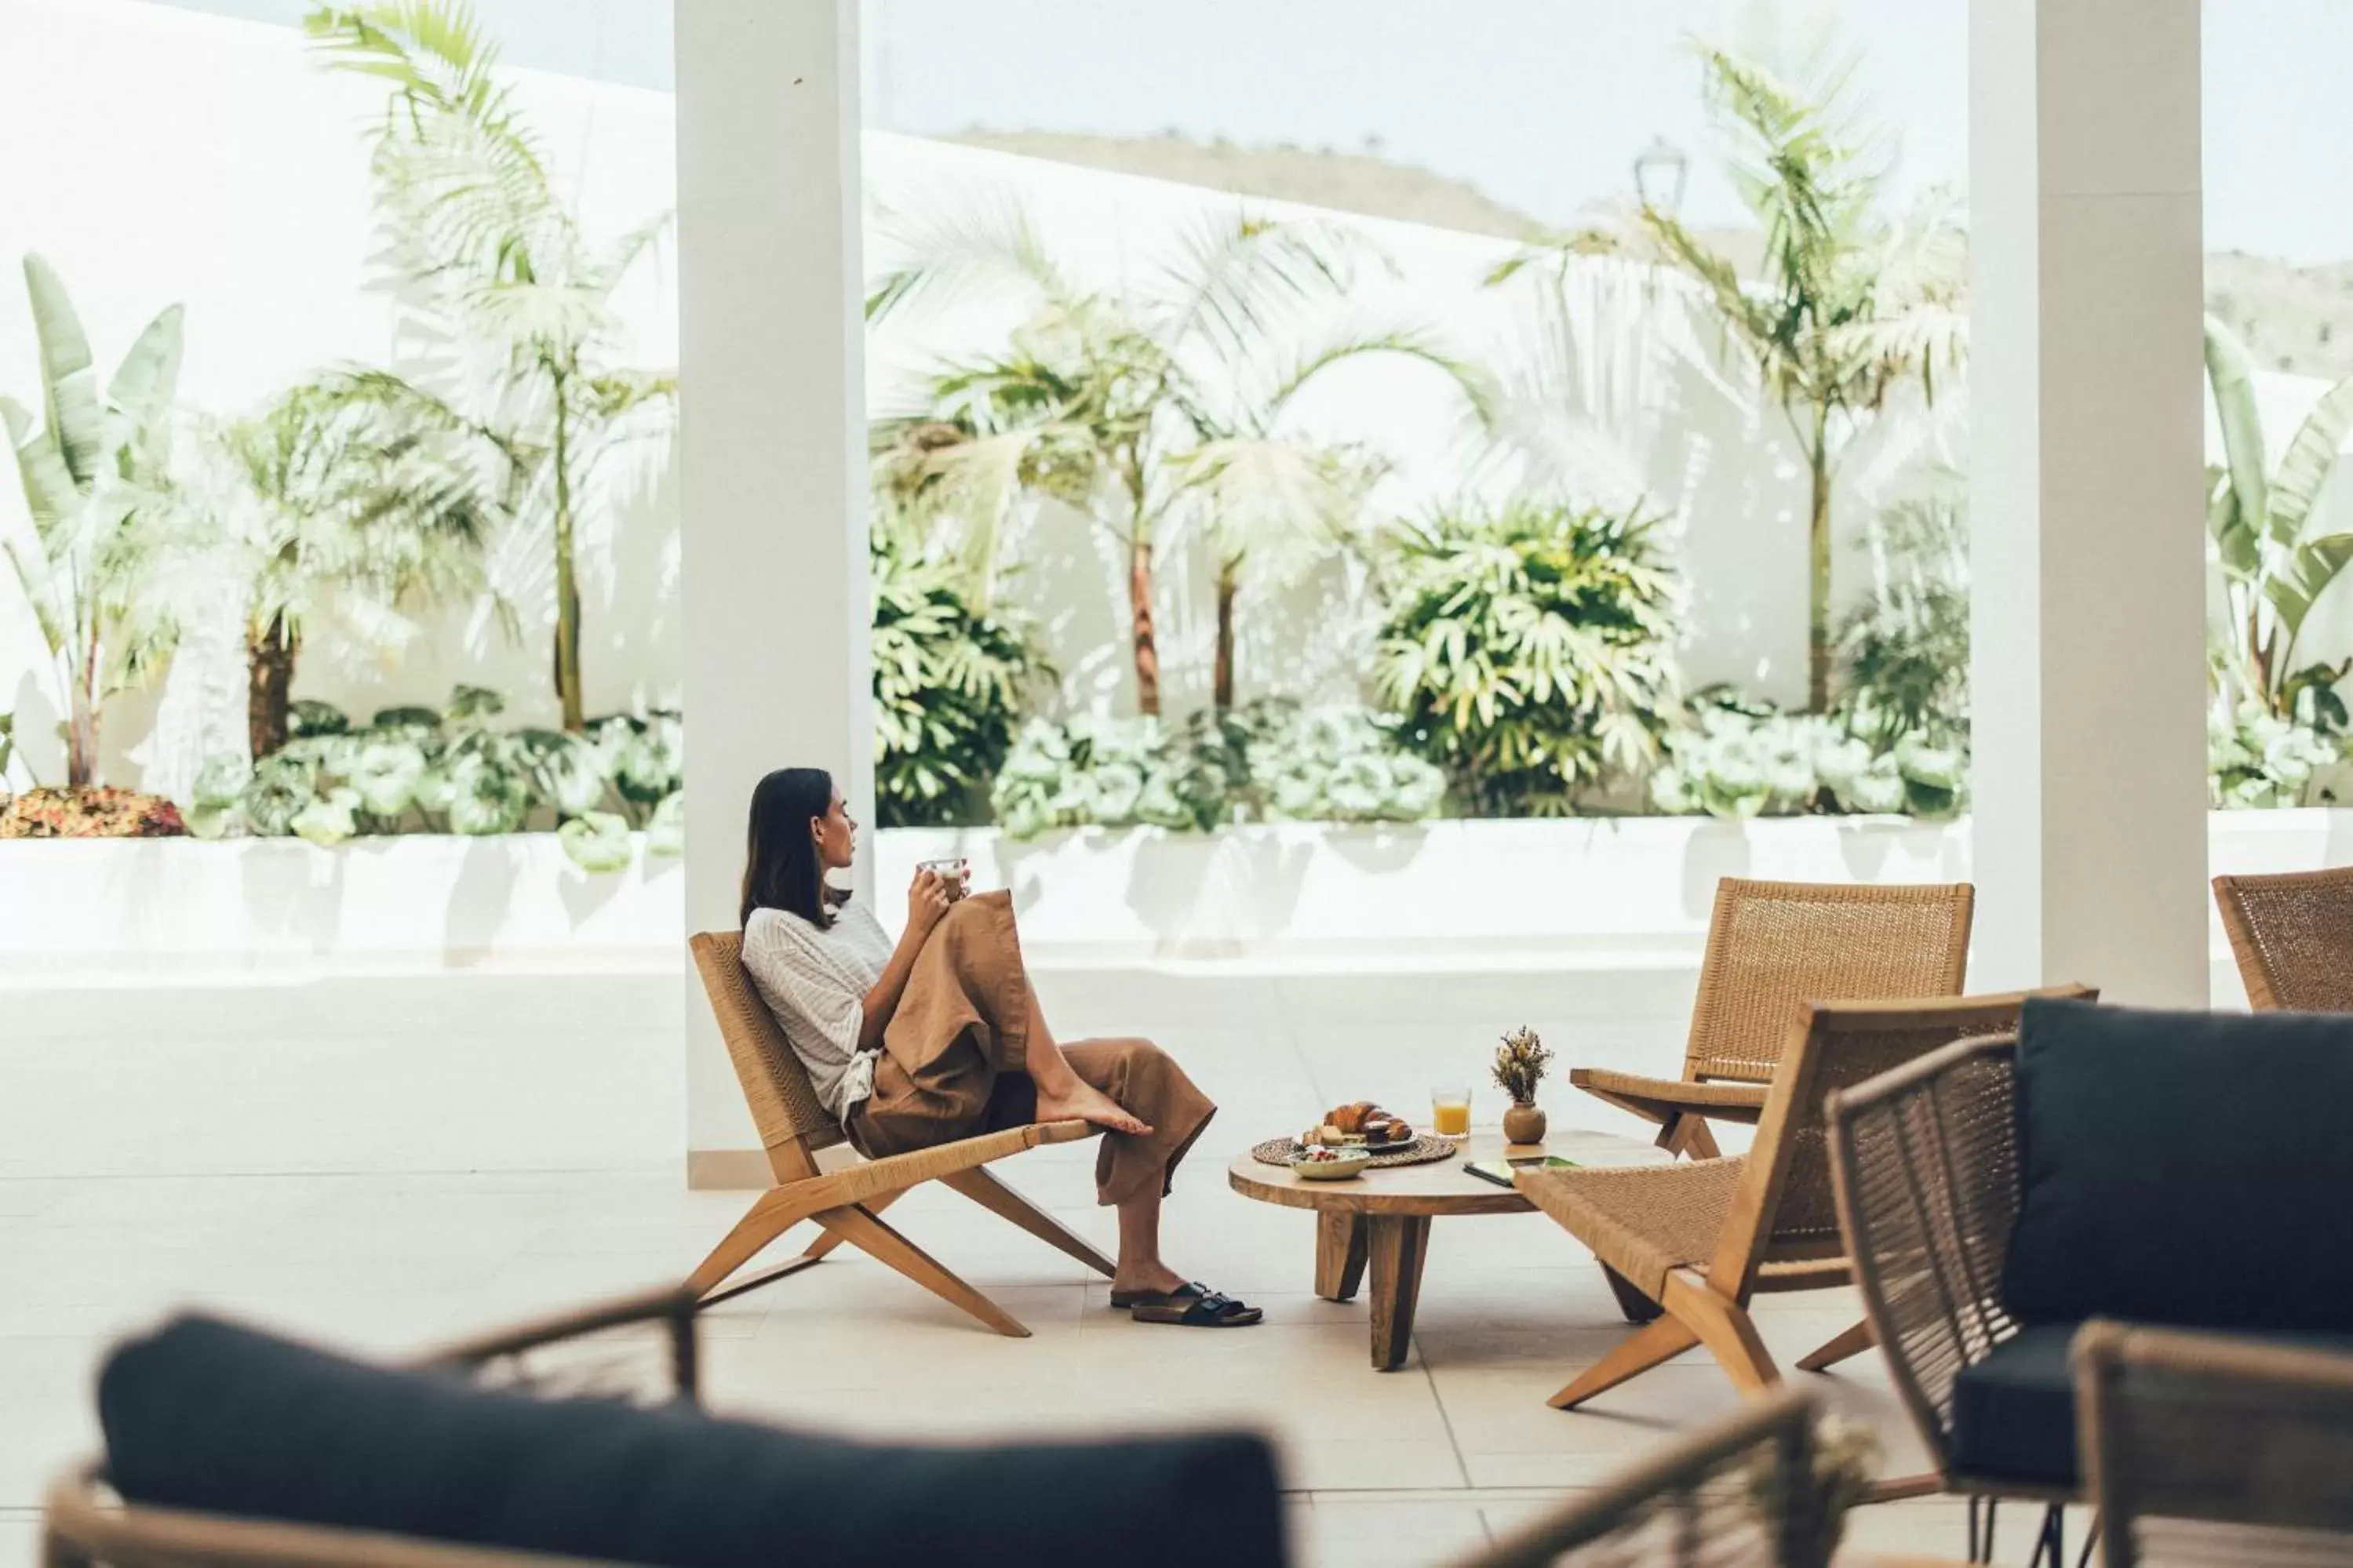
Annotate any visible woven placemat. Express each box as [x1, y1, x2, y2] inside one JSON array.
[[1251, 1134, 1459, 1170]]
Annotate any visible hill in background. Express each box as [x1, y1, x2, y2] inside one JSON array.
[[943, 131, 2353, 382]]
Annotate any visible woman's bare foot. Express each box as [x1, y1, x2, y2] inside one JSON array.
[[1111, 1261, 1188, 1297], [1036, 1079, 1152, 1137]]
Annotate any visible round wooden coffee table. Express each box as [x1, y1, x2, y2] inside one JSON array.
[[1227, 1128, 1674, 1370]]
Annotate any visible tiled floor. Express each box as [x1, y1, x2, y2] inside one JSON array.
[[0, 984, 2070, 1566]]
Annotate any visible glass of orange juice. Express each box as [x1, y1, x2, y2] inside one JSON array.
[[1431, 1087, 1472, 1138]]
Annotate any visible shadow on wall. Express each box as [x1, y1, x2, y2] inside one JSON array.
[[239, 840, 350, 958], [1123, 831, 1318, 959], [445, 839, 523, 965]]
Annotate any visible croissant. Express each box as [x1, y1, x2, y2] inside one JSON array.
[[1328, 1101, 1379, 1134], [1363, 1113, 1415, 1145]]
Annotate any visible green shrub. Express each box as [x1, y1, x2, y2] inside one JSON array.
[[990, 700, 1445, 839], [186, 686, 684, 868], [989, 715, 1219, 839], [1243, 700, 1445, 824], [2210, 701, 2342, 809], [1650, 692, 1967, 820], [872, 530, 1047, 828], [1836, 487, 1970, 750], [1375, 500, 1681, 817]]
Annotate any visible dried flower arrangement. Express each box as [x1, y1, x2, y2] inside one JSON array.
[[1492, 1025, 1552, 1104]]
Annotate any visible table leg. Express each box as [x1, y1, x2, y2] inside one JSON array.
[[1315, 1211, 1368, 1301], [1366, 1215, 1432, 1371], [1601, 1263, 1664, 1324]]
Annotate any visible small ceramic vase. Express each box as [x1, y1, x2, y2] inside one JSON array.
[[1502, 1101, 1547, 1144]]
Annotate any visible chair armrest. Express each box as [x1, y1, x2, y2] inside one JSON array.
[[1827, 1032, 2023, 1476], [416, 1285, 702, 1404], [1571, 1068, 1770, 1118]]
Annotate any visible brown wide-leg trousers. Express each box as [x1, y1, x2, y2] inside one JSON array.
[[848, 891, 1215, 1206]]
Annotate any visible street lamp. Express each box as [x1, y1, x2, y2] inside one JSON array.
[[1632, 135, 1689, 216]]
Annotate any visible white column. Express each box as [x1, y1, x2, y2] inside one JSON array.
[[1969, 0, 2208, 1003], [677, 0, 871, 1186]]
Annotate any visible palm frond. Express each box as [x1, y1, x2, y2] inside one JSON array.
[[1150, 210, 1375, 375], [865, 198, 1071, 324]]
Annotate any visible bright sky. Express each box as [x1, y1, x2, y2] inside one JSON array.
[[153, 0, 2353, 264]]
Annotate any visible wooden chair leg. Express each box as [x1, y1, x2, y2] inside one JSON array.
[[1656, 1114, 1722, 1160], [1601, 1264, 1666, 1324], [818, 1201, 1031, 1337], [1666, 1280, 1779, 1394], [939, 1166, 1116, 1278], [799, 1188, 901, 1263], [686, 1187, 818, 1299], [1550, 1316, 1699, 1410], [1794, 1315, 1876, 1373]]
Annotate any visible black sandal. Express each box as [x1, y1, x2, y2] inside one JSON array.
[[1120, 1281, 1263, 1327]]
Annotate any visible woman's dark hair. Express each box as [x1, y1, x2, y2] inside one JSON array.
[[741, 767, 851, 928]]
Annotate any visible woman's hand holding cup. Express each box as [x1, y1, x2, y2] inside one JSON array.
[[916, 857, 971, 904]]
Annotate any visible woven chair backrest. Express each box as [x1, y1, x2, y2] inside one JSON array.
[[1462, 1387, 1827, 1568], [2213, 867, 2353, 1012], [689, 931, 843, 1153], [1747, 990, 2083, 1268], [1682, 879, 1975, 1086], [1825, 1031, 2030, 1463], [2078, 1322, 2353, 1567]]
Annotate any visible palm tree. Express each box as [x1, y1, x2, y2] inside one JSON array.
[[200, 377, 499, 759], [0, 254, 188, 787], [305, 2, 676, 732], [872, 206, 1482, 715], [1516, 46, 1965, 713]]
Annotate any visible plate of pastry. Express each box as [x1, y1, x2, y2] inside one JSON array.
[[1302, 1101, 1419, 1152]]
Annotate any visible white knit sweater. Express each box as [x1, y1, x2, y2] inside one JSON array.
[[740, 899, 895, 1121]]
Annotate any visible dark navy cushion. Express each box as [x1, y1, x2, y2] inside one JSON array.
[[1951, 1322, 2353, 1487], [2002, 996, 2353, 1331], [100, 1315, 1286, 1568]]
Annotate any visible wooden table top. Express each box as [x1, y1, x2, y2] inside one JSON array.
[[1226, 1127, 1673, 1217]]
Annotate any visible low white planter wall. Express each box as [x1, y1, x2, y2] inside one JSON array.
[[2, 809, 2344, 987]]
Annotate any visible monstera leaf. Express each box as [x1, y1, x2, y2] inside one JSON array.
[[645, 791, 684, 857], [292, 788, 362, 847], [288, 700, 351, 739], [445, 755, 530, 835], [521, 729, 608, 817], [242, 754, 318, 837], [558, 809, 634, 873], [348, 738, 429, 818]]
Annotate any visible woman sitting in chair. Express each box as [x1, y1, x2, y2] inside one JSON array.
[[738, 766, 1261, 1328]]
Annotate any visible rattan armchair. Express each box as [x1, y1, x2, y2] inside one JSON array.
[[1571, 879, 1976, 1164], [44, 1288, 699, 1568], [1523, 990, 2086, 1412], [2212, 866, 2353, 1011], [2076, 1321, 2353, 1568], [1827, 1031, 2077, 1563], [684, 930, 1114, 1335], [1456, 1387, 1852, 1568]]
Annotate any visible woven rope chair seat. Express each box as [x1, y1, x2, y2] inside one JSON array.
[[1520, 1159, 1750, 1301], [1568, 1068, 1771, 1111]]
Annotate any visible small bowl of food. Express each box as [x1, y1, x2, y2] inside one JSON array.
[[1290, 1145, 1372, 1181]]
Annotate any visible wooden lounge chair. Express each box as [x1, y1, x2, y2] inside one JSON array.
[[683, 930, 1114, 1336], [1523, 988, 2088, 1412], [2076, 1321, 2353, 1568], [2212, 865, 2353, 1011], [1455, 1386, 1849, 1568], [1570, 879, 1976, 1162]]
